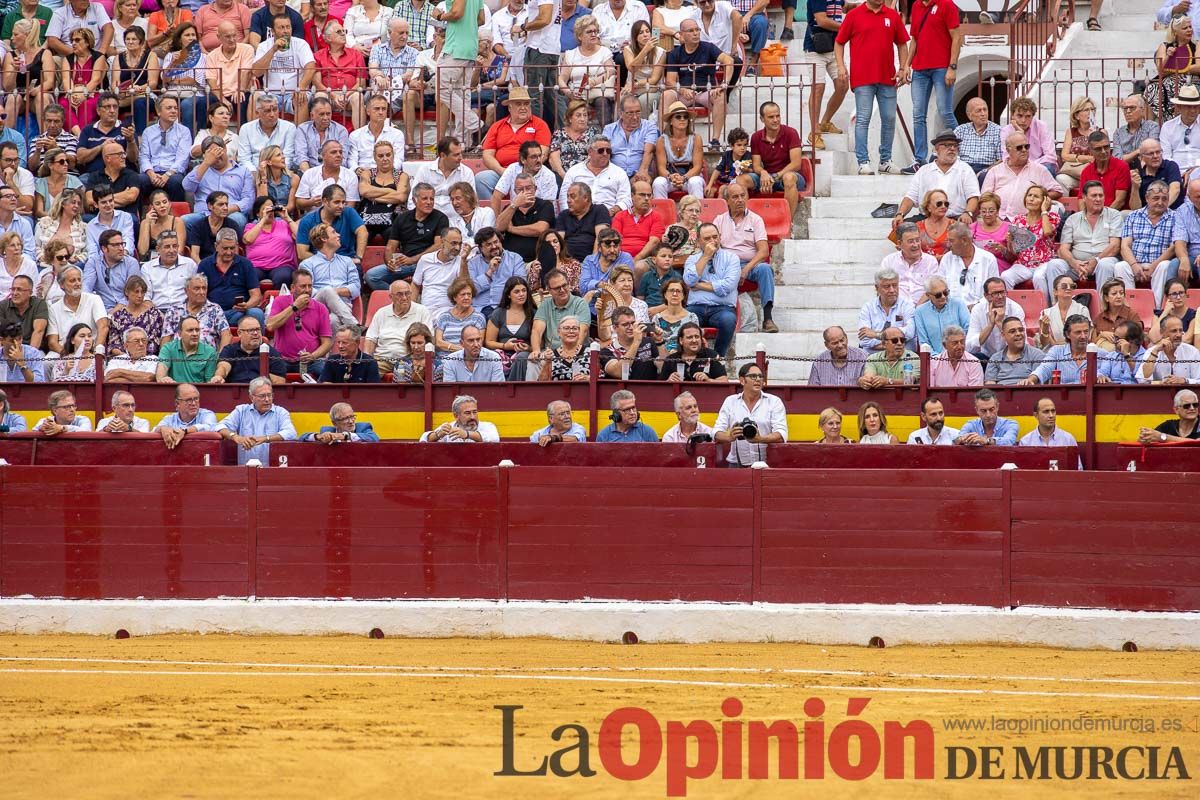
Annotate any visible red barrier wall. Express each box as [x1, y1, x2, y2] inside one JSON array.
[[2, 467, 1197, 613]]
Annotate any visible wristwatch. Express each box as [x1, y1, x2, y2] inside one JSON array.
[[949, 63, 957, 70]]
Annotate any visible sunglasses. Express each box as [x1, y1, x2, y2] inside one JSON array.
[[52, 158, 68, 165], [1182, 402, 1200, 410], [594, 147, 611, 154], [1187, 128, 1192, 146], [885, 337, 905, 344], [1011, 143, 1031, 151], [929, 291, 948, 299], [932, 200, 950, 208]]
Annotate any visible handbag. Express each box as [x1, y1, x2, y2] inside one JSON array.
[[810, 27, 835, 55]]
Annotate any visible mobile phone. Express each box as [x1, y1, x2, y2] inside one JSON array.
[[234, 295, 246, 305]]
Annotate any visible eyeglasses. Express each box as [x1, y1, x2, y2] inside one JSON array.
[[53, 403, 76, 411], [1121, 105, 1139, 111], [1181, 402, 1200, 410], [333, 414, 357, 423], [1011, 144, 1031, 151], [548, 283, 568, 292], [929, 291, 948, 299], [593, 147, 611, 154], [932, 200, 950, 209], [743, 373, 765, 380], [178, 397, 201, 404], [1169, 290, 1187, 298], [70, 37, 85, 43]]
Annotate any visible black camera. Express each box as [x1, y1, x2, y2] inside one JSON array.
[[738, 418, 758, 440]]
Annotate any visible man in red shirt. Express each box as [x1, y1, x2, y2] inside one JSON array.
[[474, 86, 552, 201], [903, 0, 961, 173], [1079, 131, 1132, 210], [738, 101, 805, 217], [834, 0, 910, 175], [610, 180, 666, 265]]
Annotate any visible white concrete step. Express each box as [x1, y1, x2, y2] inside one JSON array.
[[810, 197, 900, 218], [772, 307, 858, 331], [783, 237, 894, 264], [830, 173, 912, 198], [805, 216, 894, 240], [779, 263, 878, 286], [775, 285, 864, 309]]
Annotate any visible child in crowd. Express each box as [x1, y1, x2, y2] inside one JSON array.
[[706, 128, 751, 198]]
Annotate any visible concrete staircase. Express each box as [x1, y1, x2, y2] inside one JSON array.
[[746, 0, 1165, 383]]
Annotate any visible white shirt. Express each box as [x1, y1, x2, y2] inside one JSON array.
[[966, 298, 1024, 356], [524, 0, 562, 55], [448, 206, 497, 248], [97, 415, 151, 433], [495, 162, 559, 205], [48, 292, 109, 338], [365, 300, 434, 360], [0, 255, 38, 299], [661, 419, 714, 443], [559, 161, 633, 212], [297, 165, 362, 202], [698, 1, 736, 53], [33, 415, 93, 432], [12, 167, 34, 199], [346, 122, 407, 173], [411, 160, 477, 215], [940, 247, 1000, 309], [413, 252, 463, 315], [344, 3, 394, 50], [902, 159, 981, 217], [714, 391, 788, 465], [491, 6, 529, 55], [905, 425, 961, 445], [104, 353, 160, 377], [141, 256, 199, 310], [1161, 115, 1200, 171], [595, 1, 649, 50], [238, 118, 298, 170], [1137, 342, 1200, 383], [419, 420, 500, 442], [254, 37, 315, 91]]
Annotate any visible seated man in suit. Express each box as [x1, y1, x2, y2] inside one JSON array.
[[300, 402, 381, 443]]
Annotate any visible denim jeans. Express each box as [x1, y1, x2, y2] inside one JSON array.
[[910, 68, 957, 163], [852, 83, 897, 166], [743, 262, 775, 306], [745, 13, 769, 57], [523, 48, 559, 125], [689, 303, 737, 356], [224, 307, 265, 327], [365, 263, 416, 292]]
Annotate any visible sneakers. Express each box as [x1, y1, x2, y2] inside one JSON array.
[[899, 162, 922, 175], [878, 162, 903, 175], [808, 132, 825, 150], [780, 27, 795, 41], [858, 164, 875, 176], [870, 202, 900, 218], [707, 138, 723, 152], [819, 121, 843, 134]]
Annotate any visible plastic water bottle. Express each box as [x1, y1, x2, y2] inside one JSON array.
[[902, 363, 914, 385], [1048, 460, 1059, 471]]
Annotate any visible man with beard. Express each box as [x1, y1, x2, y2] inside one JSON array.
[[984, 316, 1044, 386], [906, 396, 958, 444], [661, 391, 715, 443], [420, 394, 500, 442]]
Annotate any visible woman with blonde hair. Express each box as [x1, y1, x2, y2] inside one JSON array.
[[1148, 14, 1200, 119], [668, 194, 703, 265], [34, 188, 88, 265], [254, 144, 299, 217], [0, 232, 38, 300], [556, 16, 617, 127], [915, 189, 952, 259], [2, 19, 55, 131], [815, 408, 851, 444], [858, 401, 897, 444], [1058, 95, 1101, 192]]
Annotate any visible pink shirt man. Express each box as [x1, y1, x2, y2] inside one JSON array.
[[928, 350, 983, 387], [981, 161, 1066, 221], [268, 294, 333, 361], [881, 249, 941, 307], [713, 209, 767, 264]]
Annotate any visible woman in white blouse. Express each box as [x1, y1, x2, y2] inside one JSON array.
[[344, 0, 394, 57], [0, 232, 38, 300]]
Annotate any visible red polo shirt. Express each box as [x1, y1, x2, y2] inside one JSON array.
[[482, 116, 552, 167], [1079, 158, 1132, 208], [909, 0, 960, 72], [835, 3, 910, 89], [314, 47, 367, 91], [751, 125, 802, 174], [611, 208, 666, 258]]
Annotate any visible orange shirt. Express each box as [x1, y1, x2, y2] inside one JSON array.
[[314, 47, 367, 91], [482, 116, 551, 167], [205, 42, 255, 99]]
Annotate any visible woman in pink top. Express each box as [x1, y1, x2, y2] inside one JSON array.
[[243, 196, 300, 288], [970, 192, 1015, 273], [1001, 186, 1059, 291]]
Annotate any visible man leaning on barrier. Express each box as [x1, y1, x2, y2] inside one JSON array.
[[97, 390, 150, 433], [34, 390, 92, 435], [302, 402, 381, 444], [955, 388, 1018, 447], [1139, 389, 1200, 443], [218, 376, 299, 465], [155, 384, 220, 450], [596, 389, 658, 442], [420, 394, 501, 443], [530, 400, 587, 446]]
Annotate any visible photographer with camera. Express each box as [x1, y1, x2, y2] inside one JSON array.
[[599, 306, 664, 380], [597, 389, 659, 442], [713, 362, 788, 466]]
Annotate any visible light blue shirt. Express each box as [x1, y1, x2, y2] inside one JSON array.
[[1033, 345, 1090, 385], [597, 420, 658, 442], [580, 251, 635, 295], [294, 120, 351, 170], [530, 422, 587, 442], [153, 408, 220, 432], [2, 411, 27, 431], [1018, 426, 1082, 469], [82, 253, 141, 311], [0, 127, 27, 166], [1172, 199, 1200, 262], [957, 417, 1020, 446], [1103, 347, 1145, 385], [441, 348, 505, 382], [238, 119, 297, 171], [0, 213, 35, 259], [300, 252, 361, 301], [857, 295, 917, 351], [914, 298, 970, 354], [182, 162, 257, 215], [468, 250, 527, 308], [218, 403, 298, 465], [0, 345, 47, 382], [85, 211, 136, 260], [603, 118, 660, 177], [683, 248, 740, 307], [139, 121, 192, 176]]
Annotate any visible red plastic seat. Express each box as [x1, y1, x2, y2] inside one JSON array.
[[798, 157, 814, 198], [1188, 289, 1200, 310], [651, 198, 677, 226], [364, 290, 390, 326], [747, 197, 790, 244], [1073, 289, 1100, 314], [738, 280, 758, 294], [699, 198, 727, 224], [462, 158, 485, 174], [1009, 289, 1046, 335], [362, 245, 387, 271], [260, 289, 279, 310], [1061, 196, 1081, 211], [1125, 288, 1156, 328], [170, 201, 191, 218]]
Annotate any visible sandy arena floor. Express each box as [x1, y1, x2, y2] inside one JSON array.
[[0, 635, 1197, 798]]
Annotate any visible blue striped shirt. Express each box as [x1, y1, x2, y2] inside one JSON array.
[[218, 404, 298, 465]]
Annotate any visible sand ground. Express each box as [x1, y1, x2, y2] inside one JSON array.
[[0, 635, 1197, 798]]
